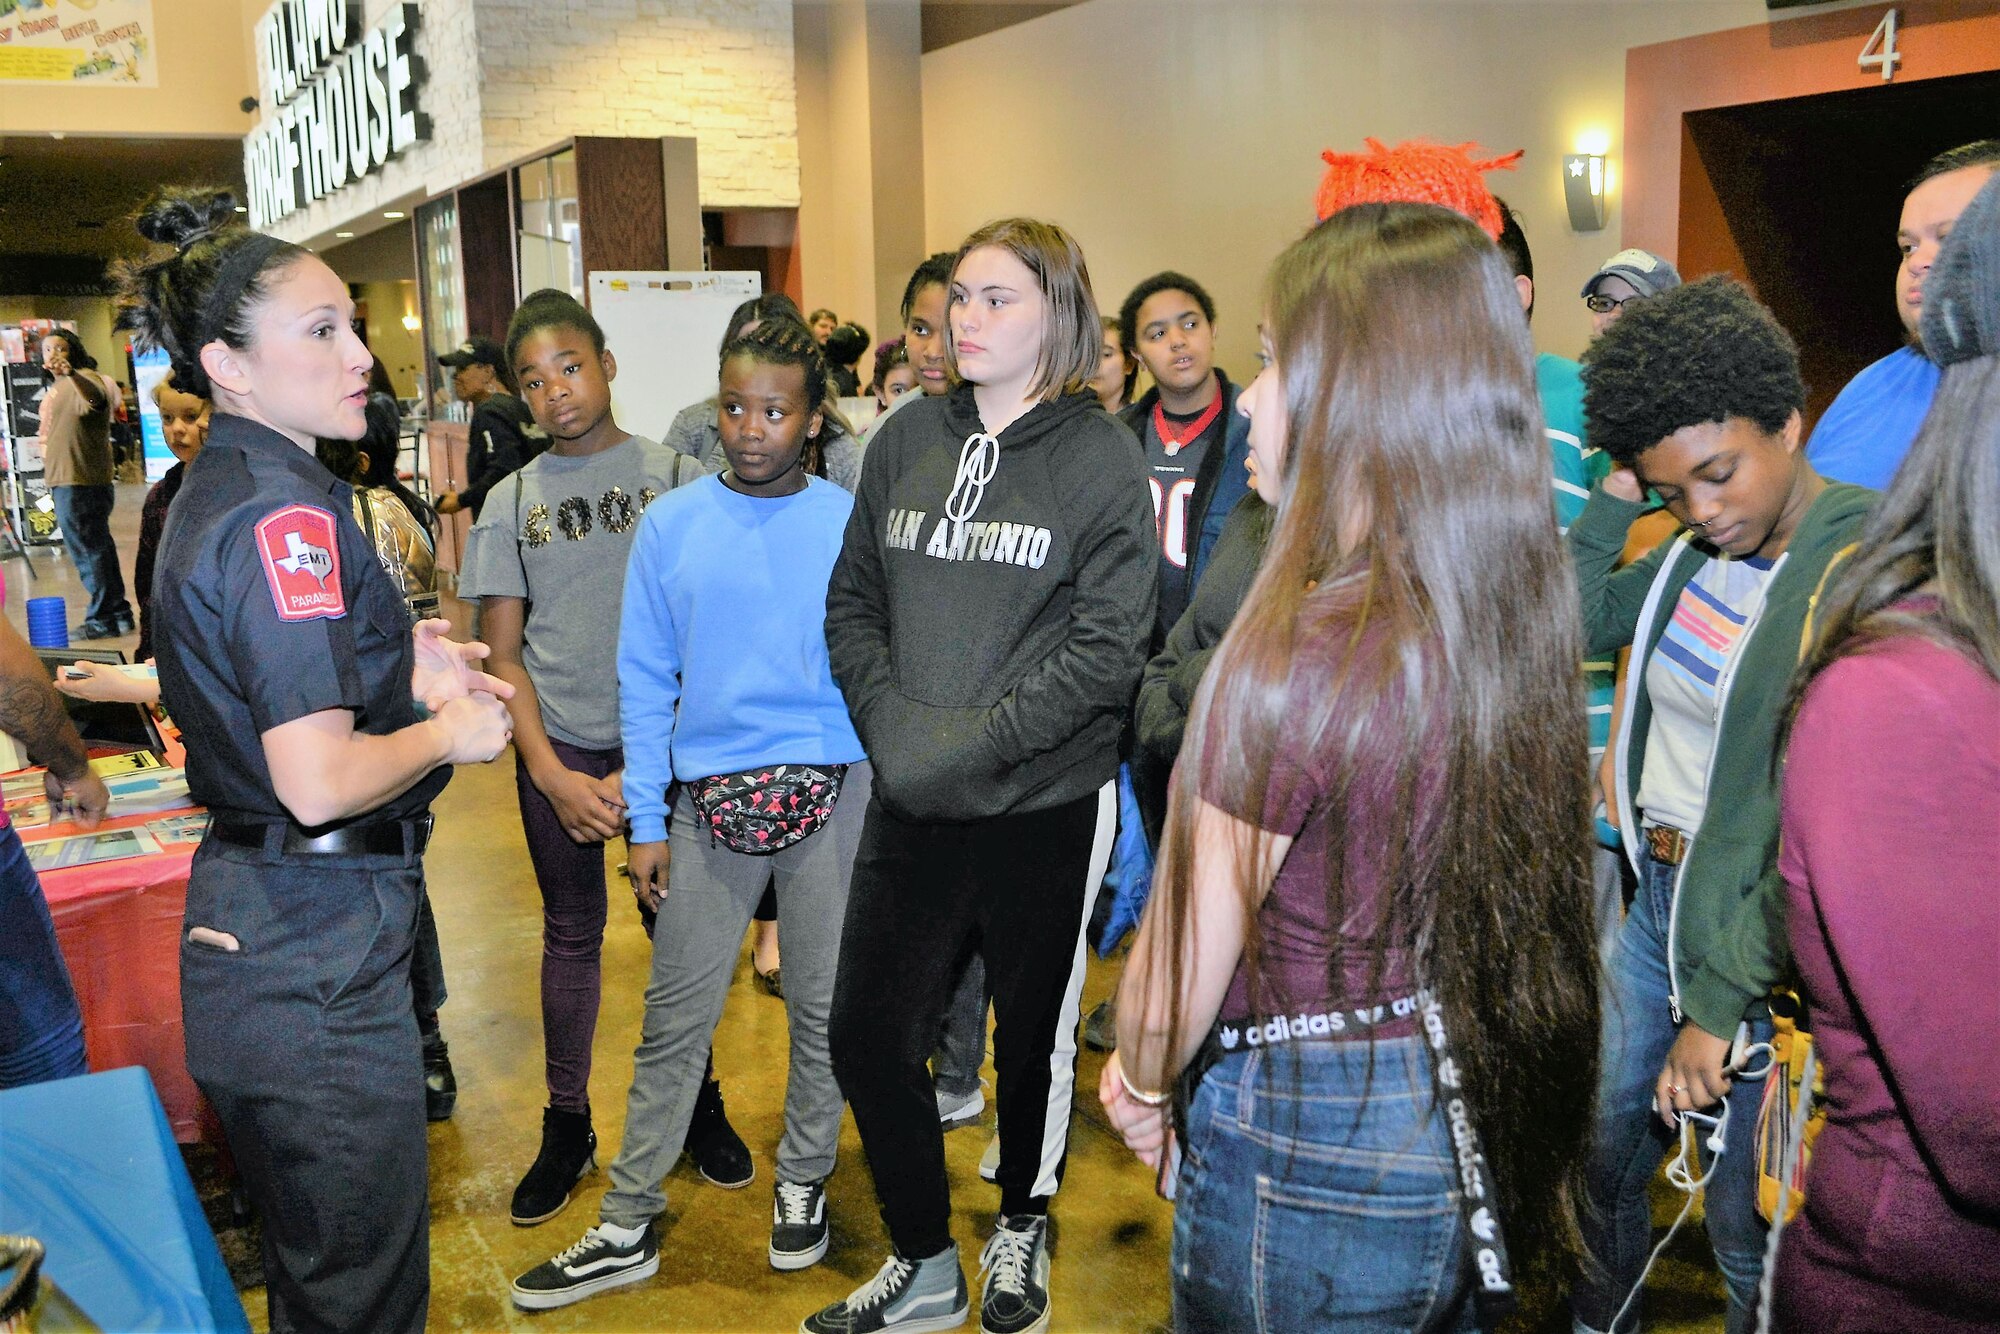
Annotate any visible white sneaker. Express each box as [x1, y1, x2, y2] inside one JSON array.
[[978, 1133, 1000, 1183], [936, 1085, 985, 1130]]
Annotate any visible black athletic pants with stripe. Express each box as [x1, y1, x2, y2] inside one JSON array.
[[830, 783, 1114, 1260]]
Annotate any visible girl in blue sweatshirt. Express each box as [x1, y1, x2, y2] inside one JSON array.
[[511, 320, 869, 1312]]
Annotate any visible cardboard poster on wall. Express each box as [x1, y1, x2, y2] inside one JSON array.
[[0, 0, 158, 88]]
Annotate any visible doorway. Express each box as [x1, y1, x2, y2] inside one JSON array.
[[1679, 68, 2000, 424]]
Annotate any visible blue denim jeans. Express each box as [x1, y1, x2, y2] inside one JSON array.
[[1571, 845, 1773, 1334], [0, 822, 87, 1087], [1171, 1037, 1476, 1333], [51, 484, 130, 630]]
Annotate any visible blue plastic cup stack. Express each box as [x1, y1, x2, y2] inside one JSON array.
[[25, 596, 68, 649]]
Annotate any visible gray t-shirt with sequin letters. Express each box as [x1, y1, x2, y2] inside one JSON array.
[[459, 435, 696, 749]]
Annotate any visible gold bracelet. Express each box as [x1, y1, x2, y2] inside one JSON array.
[[1117, 1061, 1172, 1107]]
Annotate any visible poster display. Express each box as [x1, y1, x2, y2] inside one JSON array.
[[132, 343, 175, 483], [0, 0, 158, 87]]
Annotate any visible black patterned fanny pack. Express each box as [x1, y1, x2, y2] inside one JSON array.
[[687, 763, 848, 855]]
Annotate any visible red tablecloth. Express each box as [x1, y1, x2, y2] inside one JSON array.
[[37, 812, 206, 1143]]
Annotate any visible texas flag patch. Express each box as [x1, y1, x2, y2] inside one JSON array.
[[254, 504, 346, 622]]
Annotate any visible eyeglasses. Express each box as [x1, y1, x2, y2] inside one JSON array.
[[1585, 293, 1630, 315]]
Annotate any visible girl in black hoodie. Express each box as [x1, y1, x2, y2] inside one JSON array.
[[810, 219, 1157, 1334]]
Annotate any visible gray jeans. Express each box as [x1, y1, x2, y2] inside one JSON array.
[[600, 761, 871, 1228], [932, 955, 988, 1098]]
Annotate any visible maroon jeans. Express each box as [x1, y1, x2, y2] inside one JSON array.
[[515, 738, 627, 1114]]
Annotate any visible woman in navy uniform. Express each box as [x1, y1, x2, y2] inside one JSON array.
[[116, 189, 514, 1332]]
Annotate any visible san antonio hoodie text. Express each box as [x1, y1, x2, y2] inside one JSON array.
[[826, 383, 1158, 823]]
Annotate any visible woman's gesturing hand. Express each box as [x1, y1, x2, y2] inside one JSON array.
[[411, 619, 514, 710]]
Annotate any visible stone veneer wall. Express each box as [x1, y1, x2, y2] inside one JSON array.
[[262, 0, 796, 243], [475, 0, 798, 208]]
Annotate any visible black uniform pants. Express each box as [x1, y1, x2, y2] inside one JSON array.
[[830, 784, 1113, 1259], [180, 835, 429, 1334]]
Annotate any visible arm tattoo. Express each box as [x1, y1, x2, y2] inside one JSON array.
[[0, 674, 89, 781]]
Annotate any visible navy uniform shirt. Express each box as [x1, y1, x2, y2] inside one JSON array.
[[153, 413, 450, 826]]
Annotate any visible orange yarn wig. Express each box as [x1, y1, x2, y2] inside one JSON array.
[[1314, 138, 1523, 239]]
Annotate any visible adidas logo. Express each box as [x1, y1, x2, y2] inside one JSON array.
[[1215, 994, 1420, 1052]]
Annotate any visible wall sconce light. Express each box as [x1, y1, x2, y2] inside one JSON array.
[[1564, 154, 1607, 231], [401, 313, 421, 334]]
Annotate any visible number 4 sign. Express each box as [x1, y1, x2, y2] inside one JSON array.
[[1860, 7, 1901, 82]]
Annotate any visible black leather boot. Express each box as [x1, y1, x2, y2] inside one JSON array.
[[422, 1027, 457, 1122]]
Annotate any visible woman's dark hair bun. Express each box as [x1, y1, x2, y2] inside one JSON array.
[[135, 187, 241, 251], [115, 184, 303, 400]]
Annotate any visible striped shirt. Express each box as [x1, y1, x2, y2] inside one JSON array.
[[1538, 354, 1618, 843], [1638, 551, 1779, 834]]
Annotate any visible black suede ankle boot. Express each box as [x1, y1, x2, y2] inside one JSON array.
[[686, 1077, 753, 1189], [511, 1107, 597, 1226]]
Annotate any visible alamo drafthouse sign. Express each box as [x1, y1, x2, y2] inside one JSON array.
[[243, 0, 429, 229]]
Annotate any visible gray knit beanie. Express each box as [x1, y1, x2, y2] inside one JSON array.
[[1921, 169, 2000, 367]]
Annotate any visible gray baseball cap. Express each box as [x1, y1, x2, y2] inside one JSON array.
[[1919, 169, 2000, 367], [1581, 249, 1683, 300]]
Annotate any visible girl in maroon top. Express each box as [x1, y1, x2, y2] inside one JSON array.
[[1102, 202, 1601, 1330], [1773, 169, 2000, 1334]]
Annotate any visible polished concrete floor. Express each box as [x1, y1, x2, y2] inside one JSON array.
[[11, 480, 1727, 1333]]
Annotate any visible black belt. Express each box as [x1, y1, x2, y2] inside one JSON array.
[[212, 815, 433, 858]]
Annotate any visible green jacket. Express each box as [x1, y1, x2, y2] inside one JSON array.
[[1569, 482, 1874, 1037]]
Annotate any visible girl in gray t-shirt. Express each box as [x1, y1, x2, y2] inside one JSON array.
[[458, 289, 748, 1228]]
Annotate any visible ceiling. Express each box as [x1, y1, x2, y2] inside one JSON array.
[[0, 133, 248, 275], [0, 2, 1084, 282], [919, 1, 1085, 53]]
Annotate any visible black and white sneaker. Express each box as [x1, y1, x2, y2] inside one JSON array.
[[800, 1247, 968, 1334], [770, 1178, 830, 1271], [510, 1221, 659, 1310], [978, 1215, 1050, 1334]]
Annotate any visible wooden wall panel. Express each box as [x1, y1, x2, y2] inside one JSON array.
[[458, 173, 518, 344], [574, 137, 669, 293], [1624, 1, 2000, 259]]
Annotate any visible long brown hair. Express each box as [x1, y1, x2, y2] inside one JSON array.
[[1787, 353, 2000, 728], [1148, 203, 1600, 1281]]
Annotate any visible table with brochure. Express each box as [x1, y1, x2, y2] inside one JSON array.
[[15, 752, 215, 1143]]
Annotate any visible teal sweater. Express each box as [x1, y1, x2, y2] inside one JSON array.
[[1569, 481, 1874, 1037]]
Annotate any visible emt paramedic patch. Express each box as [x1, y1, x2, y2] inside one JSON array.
[[254, 504, 347, 622]]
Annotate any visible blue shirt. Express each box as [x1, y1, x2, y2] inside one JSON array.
[[618, 474, 865, 843], [1806, 345, 1940, 491]]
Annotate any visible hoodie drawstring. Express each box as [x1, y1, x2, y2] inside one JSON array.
[[944, 432, 999, 525]]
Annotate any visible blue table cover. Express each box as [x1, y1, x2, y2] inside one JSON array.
[[0, 1066, 247, 1331]]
